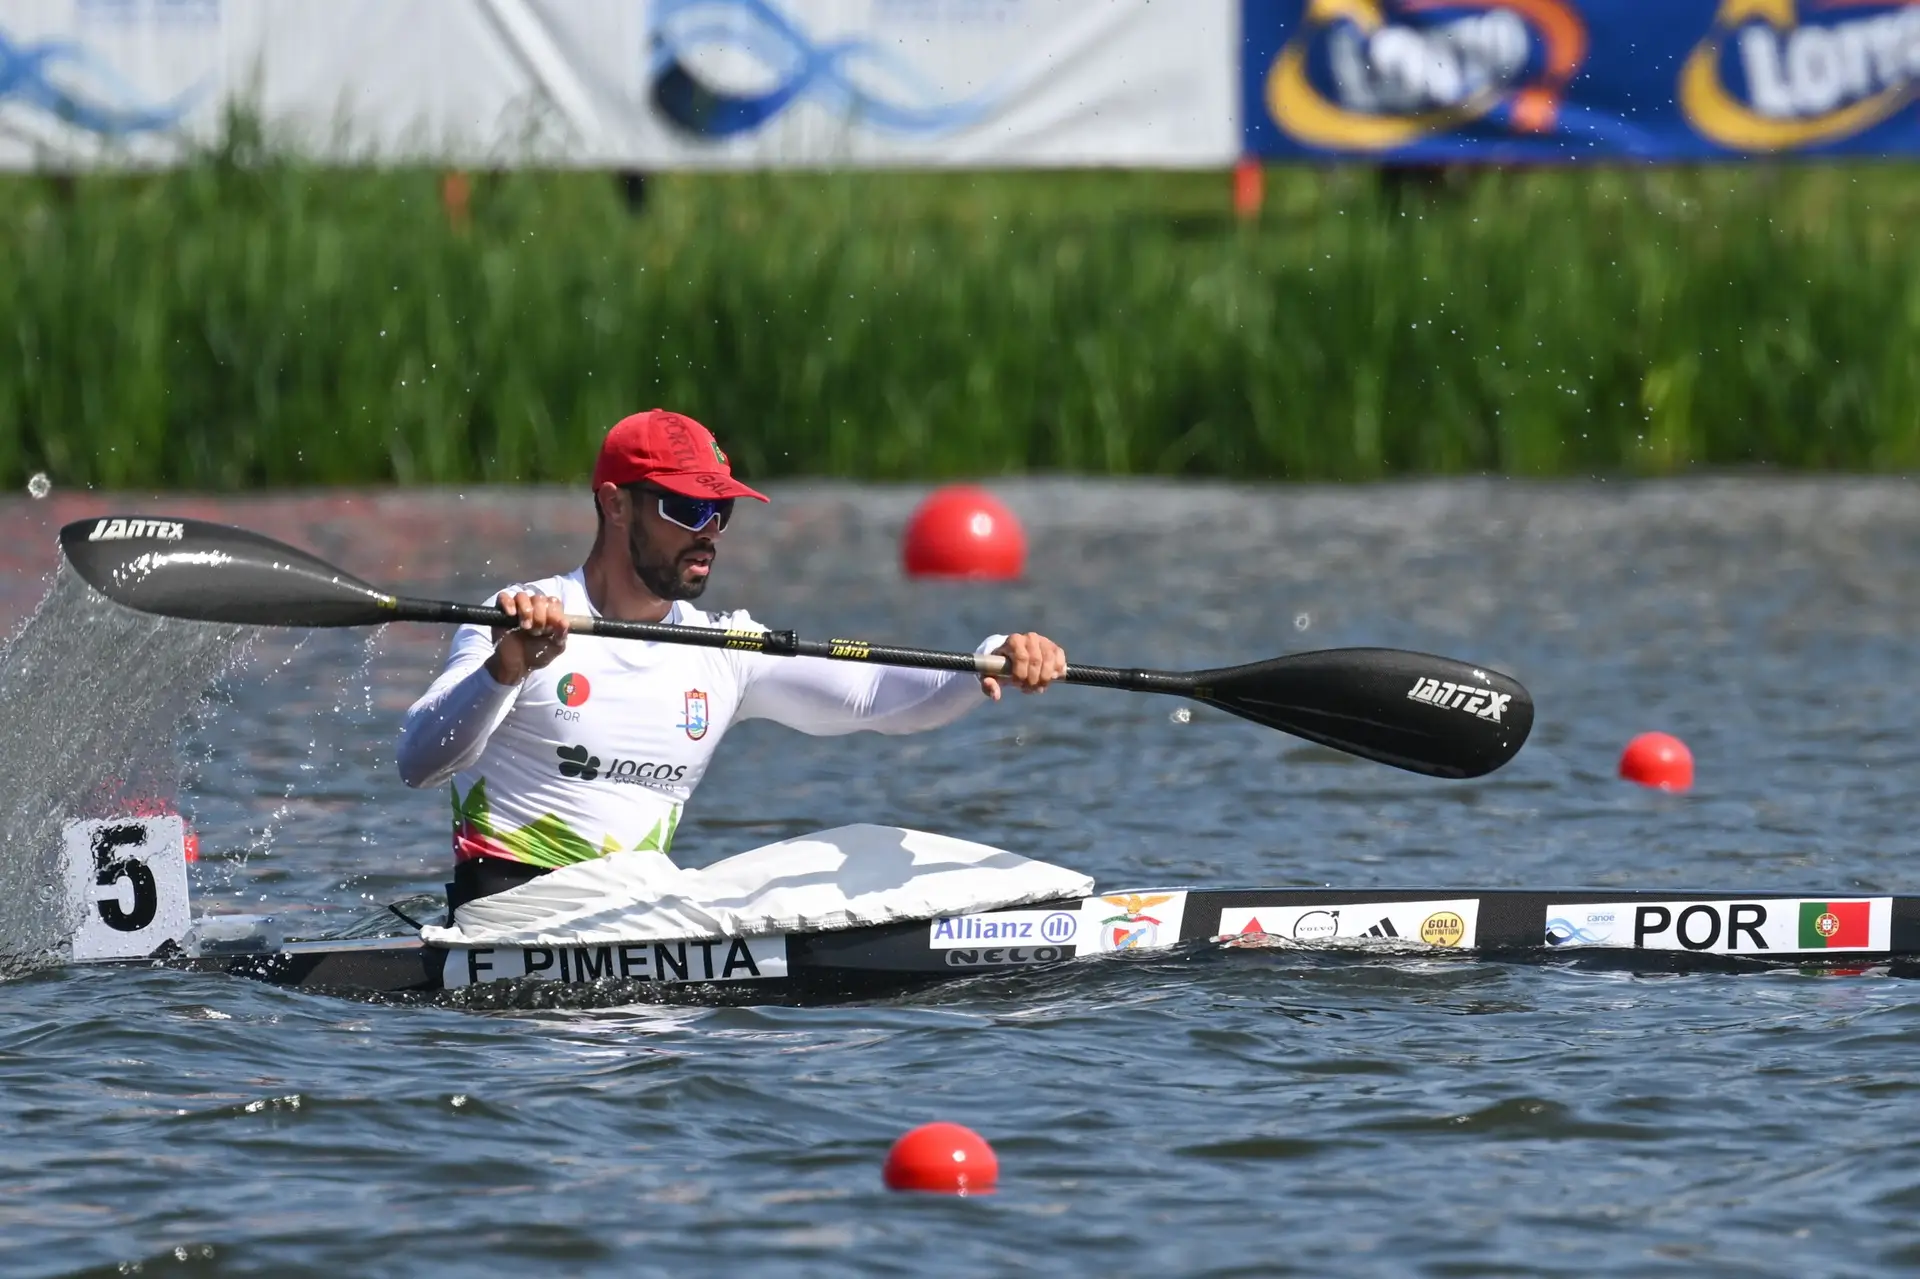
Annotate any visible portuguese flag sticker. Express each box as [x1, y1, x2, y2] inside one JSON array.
[[1799, 900, 1871, 948]]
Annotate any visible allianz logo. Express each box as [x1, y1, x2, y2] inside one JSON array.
[[1329, 11, 1531, 112], [86, 518, 184, 542], [1738, 10, 1920, 119], [1406, 677, 1511, 723]]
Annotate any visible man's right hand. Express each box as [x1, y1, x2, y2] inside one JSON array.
[[484, 590, 570, 686]]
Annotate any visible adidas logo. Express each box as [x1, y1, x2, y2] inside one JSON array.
[[556, 744, 600, 780], [1363, 917, 1400, 939]]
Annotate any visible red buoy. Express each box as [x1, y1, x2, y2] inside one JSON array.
[[902, 486, 1025, 580], [1620, 732, 1693, 792], [882, 1122, 998, 1195]]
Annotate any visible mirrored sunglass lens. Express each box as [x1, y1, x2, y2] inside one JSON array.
[[658, 495, 733, 531]]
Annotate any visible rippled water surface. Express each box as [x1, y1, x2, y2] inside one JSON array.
[[3, 478, 1920, 1278]]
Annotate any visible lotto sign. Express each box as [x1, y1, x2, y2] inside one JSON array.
[[63, 816, 192, 961]]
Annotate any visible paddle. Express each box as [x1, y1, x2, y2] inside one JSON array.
[[59, 515, 1534, 779]]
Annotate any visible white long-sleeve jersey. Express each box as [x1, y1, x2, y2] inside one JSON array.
[[396, 569, 1002, 868]]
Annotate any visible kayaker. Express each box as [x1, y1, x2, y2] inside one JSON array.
[[396, 409, 1066, 910]]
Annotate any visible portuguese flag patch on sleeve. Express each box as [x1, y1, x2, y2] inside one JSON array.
[[1798, 901, 1871, 948]]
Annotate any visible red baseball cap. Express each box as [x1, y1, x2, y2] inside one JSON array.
[[590, 409, 768, 502]]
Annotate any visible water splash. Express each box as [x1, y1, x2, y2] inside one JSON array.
[[0, 562, 251, 974]]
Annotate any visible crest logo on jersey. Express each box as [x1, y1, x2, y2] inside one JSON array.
[[556, 673, 591, 708], [679, 689, 710, 740]]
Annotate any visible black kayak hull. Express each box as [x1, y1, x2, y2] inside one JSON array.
[[136, 885, 1920, 1006]]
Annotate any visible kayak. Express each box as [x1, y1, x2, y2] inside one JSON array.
[[152, 885, 1920, 1006], [58, 817, 1920, 1006]]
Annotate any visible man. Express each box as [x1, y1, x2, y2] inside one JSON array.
[[397, 409, 1066, 911]]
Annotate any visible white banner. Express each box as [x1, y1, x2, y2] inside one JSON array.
[[0, 0, 1237, 169]]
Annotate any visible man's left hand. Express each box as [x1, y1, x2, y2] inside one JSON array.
[[983, 632, 1068, 700]]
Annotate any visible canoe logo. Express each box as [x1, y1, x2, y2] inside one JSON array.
[[647, 0, 997, 140], [1098, 893, 1174, 951], [556, 673, 591, 708], [1680, 0, 1920, 151], [0, 25, 201, 138], [1420, 910, 1467, 946], [679, 689, 710, 740], [1264, 0, 1588, 150], [1545, 908, 1614, 946]]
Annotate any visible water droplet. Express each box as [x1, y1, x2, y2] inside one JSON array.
[[1294, 613, 1311, 631], [26, 472, 49, 499]]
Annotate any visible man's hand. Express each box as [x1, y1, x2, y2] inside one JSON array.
[[982, 632, 1068, 701], [485, 590, 570, 686]]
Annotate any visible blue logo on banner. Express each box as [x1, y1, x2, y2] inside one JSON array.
[[0, 23, 197, 136], [648, 0, 999, 139], [1242, 0, 1920, 161]]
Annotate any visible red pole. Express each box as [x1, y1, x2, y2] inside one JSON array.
[[1233, 156, 1264, 221]]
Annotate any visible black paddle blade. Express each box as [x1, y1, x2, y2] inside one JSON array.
[[59, 515, 400, 627], [1190, 647, 1533, 779]]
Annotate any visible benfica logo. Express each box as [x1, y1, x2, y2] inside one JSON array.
[[679, 689, 710, 740], [1098, 893, 1175, 951]]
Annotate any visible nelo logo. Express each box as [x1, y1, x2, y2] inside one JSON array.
[[1681, 0, 1920, 151], [945, 945, 1067, 968], [1265, 0, 1588, 150]]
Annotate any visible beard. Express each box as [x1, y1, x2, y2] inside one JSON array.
[[628, 520, 714, 600]]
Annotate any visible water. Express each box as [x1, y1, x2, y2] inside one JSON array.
[[2, 478, 1919, 1277]]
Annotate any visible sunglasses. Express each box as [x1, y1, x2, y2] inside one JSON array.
[[648, 489, 735, 533]]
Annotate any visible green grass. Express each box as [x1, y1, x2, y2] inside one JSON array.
[[1, 144, 1917, 489]]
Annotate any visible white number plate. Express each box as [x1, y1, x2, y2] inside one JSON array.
[[63, 816, 191, 961]]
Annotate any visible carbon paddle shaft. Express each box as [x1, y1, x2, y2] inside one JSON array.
[[401, 597, 1528, 778], [396, 597, 1187, 688]]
